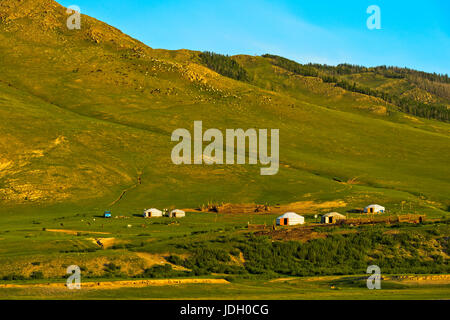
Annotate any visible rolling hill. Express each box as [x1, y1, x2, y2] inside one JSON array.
[[0, 0, 449, 217]]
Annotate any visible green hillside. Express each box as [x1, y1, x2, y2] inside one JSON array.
[[0, 0, 449, 215]]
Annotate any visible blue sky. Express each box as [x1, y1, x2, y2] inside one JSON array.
[[57, 0, 450, 75]]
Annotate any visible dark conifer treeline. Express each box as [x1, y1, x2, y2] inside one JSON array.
[[262, 54, 449, 122], [199, 51, 249, 81]]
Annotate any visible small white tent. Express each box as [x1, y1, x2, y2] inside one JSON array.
[[169, 209, 185, 218], [143, 208, 163, 218], [276, 212, 304, 226], [364, 204, 385, 214], [321, 212, 346, 224]]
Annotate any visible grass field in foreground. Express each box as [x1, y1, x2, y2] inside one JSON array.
[[0, 276, 449, 300]]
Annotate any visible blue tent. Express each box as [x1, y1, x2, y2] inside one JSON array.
[[104, 211, 112, 218]]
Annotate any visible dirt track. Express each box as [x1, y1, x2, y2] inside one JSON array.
[[269, 274, 450, 284], [46, 229, 111, 235], [385, 274, 450, 284], [0, 278, 229, 290]]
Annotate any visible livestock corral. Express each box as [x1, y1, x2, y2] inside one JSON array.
[[251, 214, 428, 241]]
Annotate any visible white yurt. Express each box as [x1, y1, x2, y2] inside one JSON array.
[[321, 212, 346, 224], [364, 204, 385, 214], [276, 212, 305, 226], [143, 208, 163, 218], [169, 209, 186, 218]]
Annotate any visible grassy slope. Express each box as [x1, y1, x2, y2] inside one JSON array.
[[0, 0, 448, 217]]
